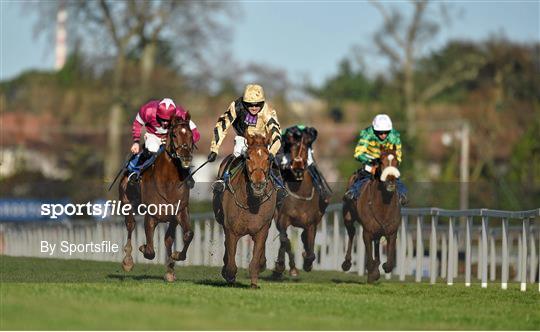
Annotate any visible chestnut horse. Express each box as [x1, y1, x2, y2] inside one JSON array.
[[273, 128, 329, 278], [212, 134, 277, 288], [341, 145, 401, 283], [119, 114, 195, 282]]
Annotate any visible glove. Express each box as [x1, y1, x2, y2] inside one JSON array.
[[207, 152, 217, 162]]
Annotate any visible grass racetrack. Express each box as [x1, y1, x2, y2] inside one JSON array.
[[1, 256, 539, 330]]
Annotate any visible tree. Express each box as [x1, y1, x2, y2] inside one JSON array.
[[30, 1, 234, 187], [370, 0, 484, 137]]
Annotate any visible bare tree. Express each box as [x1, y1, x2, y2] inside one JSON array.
[[371, 0, 483, 136], [30, 1, 234, 187]]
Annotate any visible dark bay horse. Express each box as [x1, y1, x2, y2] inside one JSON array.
[[212, 134, 277, 288], [273, 128, 329, 278], [119, 114, 195, 282], [342, 146, 401, 283]]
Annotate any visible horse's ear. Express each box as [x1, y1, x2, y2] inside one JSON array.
[[246, 134, 254, 146], [306, 127, 318, 145], [184, 111, 191, 122], [170, 115, 180, 126], [266, 134, 272, 147]]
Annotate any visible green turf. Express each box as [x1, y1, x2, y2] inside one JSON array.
[[1, 256, 539, 330]]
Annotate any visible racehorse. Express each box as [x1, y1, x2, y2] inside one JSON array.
[[341, 145, 401, 283], [273, 128, 329, 278], [212, 134, 277, 288], [118, 113, 195, 282]]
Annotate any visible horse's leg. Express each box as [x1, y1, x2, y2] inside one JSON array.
[[363, 231, 380, 283], [284, 227, 298, 277], [382, 232, 397, 274], [249, 223, 270, 289], [341, 208, 356, 271], [372, 236, 382, 282], [139, 215, 158, 260], [119, 177, 136, 272], [164, 220, 178, 282], [171, 208, 193, 261], [222, 230, 240, 284], [302, 225, 317, 272], [122, 213, 136, 271], [273, 215, 288, 277]]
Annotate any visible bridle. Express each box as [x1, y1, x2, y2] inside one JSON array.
[[290, 135, 306, 171], [228, 142, 274, 210], [245, 143, 271, 186], [166, 121, 195, 162]]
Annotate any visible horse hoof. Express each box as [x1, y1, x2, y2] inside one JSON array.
[[274, 261, 285, 274], [341, 260, 352, 271], [221, 268, 236, 284], [171, 251, 186, 261], [290, 268, 299, 277], [139, 245, 155, 260], [122, 256, 134, 272], [250, 284, 260, 289], [303, 262, 313, 272], [271, 271, 283, 280], [382, 262, 393, 274], [164, 272, 176, 283], [368, 271, 381, 283]]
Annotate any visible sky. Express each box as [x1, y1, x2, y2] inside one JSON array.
[[1, 1, 539, 86]]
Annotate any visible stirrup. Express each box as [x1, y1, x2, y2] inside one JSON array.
[[128, 172, 140, 183], [344, 189, 355, 201], [186, 176, 195, 189], [212, 179, 225, 193], [399, 194, 409, 206]]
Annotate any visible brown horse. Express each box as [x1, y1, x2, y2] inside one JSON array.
[[342, 145, 401, 283], [273, 129, 329, 277], [212, 134, 277, 288], [119, 113, 195, 282]]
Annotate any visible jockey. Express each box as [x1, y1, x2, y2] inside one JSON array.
[[279, 125, 332, 200], [128, 98, 200, 184], [344, 114, 408, 205], [207, 84, 287, 205]]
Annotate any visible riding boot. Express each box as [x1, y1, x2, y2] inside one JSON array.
[[344, 189, 355, 201], [344, 169, 371, 201], [270, 167, 288, 209], [397, 179, 409, 206], [308, 164, 332, 200], [212, 156, 235, 194]]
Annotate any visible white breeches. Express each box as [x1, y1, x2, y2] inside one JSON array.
[[144, 133, 164, 153], [233, 136, 248, 157]]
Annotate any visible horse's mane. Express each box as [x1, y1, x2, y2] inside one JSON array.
[[171, 111, 191, 127], [247, 134, 269, 148]]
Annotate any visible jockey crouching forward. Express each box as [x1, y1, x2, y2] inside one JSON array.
[[207, 84, 288, 207], [279, 125, 333, 200], [344, 114, 408, 205], [128, 98, 201, 186]]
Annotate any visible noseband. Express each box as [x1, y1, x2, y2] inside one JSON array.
[[291, 135, 306, 170], [167, 122, 194, 161], [246, 145, 271, 185]]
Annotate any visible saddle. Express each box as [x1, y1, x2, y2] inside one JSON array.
[[126, 146, 164, 178], [222, 155, 246, 186], [346, 167, 377, 200], [220, 154, 283, 191]]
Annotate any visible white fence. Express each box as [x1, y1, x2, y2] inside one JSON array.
[[1, 204, 539, 291]]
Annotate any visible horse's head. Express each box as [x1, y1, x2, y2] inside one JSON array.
[[379, 145, 400, 192], [285, 127, 317, 180], [245, 134, 271, 196], [166, 113, 194, 169]]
